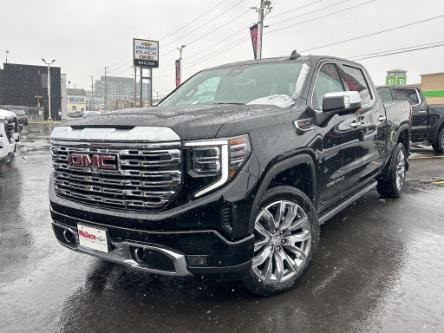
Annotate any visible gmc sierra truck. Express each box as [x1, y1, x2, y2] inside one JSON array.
[[50, 53, 411, 295], [378, 85, 444, 153]]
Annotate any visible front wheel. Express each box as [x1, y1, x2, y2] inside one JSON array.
[[377, 143, 407, 198], [432, 127, 444, 154], [243, 186, 319, 296]]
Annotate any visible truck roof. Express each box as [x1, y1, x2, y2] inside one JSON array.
[[205, 54, 359, 71]]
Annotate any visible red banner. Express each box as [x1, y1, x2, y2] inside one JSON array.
[[250, 24, 258, 60], [175, 59, 181, 87]]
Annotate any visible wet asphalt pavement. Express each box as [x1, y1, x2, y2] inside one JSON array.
[[1, 125, 443, 333]]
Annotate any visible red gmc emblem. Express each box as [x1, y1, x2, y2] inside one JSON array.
[[68, 153, 117, 170]]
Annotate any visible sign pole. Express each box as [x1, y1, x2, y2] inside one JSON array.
[[139, 67, 143, 107], [149, 68, 153, 106], [133, 38, 159, 107], [134, 66, 137, 107]]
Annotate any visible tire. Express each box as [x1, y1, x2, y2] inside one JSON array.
[[431, 127, 444, 154], [243, 186, 319, 296], [377, 143, 407, 198]]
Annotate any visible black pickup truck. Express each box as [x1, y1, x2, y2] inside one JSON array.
[[50, 54, 411, 295], [378, 85, 444, 153]]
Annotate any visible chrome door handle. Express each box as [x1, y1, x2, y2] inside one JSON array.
[[378, 115, 387, 122], [417, 110, 427, 114], [350, 120, 361, 129]]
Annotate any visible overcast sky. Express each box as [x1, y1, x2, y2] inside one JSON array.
[[1, 0, 444, 96]]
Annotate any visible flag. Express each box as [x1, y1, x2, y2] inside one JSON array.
[[175, 59, 181, 87], [250, 24, 258, 60]]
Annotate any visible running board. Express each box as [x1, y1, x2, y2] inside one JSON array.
[[318, 182, 377, 225]]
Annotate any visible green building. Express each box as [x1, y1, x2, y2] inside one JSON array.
[[386, 69, 407, 86]]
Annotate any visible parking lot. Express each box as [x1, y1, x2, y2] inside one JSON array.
[[1, 124, 443, 333]]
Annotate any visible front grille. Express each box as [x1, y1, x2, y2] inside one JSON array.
[[51, 140, 182, 211]]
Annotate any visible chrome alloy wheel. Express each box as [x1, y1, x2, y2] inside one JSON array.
[[252, 200, 312, 283], [395, 149, 406, 191]]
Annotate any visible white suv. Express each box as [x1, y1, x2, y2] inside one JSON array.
[[0, 109, 20, 166]]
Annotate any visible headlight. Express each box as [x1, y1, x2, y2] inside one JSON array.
[[184, 134, 251, 197]]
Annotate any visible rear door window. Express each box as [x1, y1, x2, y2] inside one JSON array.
[[377, 88, 393, 103], [392, 88, 420, 106]]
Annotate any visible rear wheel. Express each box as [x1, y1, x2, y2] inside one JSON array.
[[243, 186, 319, 296], [431, 127, 444, 154], [377, 143, 407, 198]]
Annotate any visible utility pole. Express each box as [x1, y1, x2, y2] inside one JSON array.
[[41, 58, 56, 121], [176, 45, 186, 86], [253, 0, 272, 60], [104, 66, 109, 110], [91, 76, 95, 111]]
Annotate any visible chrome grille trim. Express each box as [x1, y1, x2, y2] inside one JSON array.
[[51, 140, 182, 210]]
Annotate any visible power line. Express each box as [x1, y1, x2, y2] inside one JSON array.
[[350, 41, 444, 60], [95, 0, 238, 76], [158, 0, 377, 77], [265, 0, 376, 36], [160, 0, 357, 71], [267, 0, 326, 20], [302, 13, 444, 53], [159, 0, 232, 40], [268, 0, 353, 26], [84, 0, 360, 83], [189, 0, 376, 69], [160, 0, 246, 50], [101, 2, 250, 76]]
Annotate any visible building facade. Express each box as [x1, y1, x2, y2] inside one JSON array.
[[66, 88, 87, 114], [61, 73, 68, 119], [94, 76, 150, 110], [386, 69, 407, 86], [421, 72, 444, 105], [0, 63, 61, 120]]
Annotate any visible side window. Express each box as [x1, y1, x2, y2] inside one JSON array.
[[377, 88, 393, 103], [312, 63, 345, 110], [338, 65, 373, 106], [392, 88, 419, 106]]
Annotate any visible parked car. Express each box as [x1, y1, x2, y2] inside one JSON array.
[[11, 109, 29, 126], [49, 54, 411, 295], [0, 109, 20, 167], [377, 86, 444, 153], [67, 111, 85, 119], [82, 111, 101, 117]]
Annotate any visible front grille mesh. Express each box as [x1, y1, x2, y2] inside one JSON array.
[[51, 141, 182, 210]]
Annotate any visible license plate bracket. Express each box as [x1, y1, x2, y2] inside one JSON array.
[[77, 224, 110, 253]]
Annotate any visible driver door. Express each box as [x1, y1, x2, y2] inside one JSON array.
[[311, 63, 364, 209]]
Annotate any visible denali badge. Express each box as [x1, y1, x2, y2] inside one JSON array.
[[68, 153, 117, 170]]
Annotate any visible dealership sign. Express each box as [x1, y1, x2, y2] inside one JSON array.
[[133, 39, 159, 68]]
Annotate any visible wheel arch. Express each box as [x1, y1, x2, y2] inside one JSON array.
[[396, 124, 411, 154], [249, 153, 318, 232]]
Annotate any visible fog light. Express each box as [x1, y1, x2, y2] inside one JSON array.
[[187, 255, 209, 266]]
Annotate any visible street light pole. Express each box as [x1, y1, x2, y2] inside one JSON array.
[[5, 50, 9, 64], [42, 58, 56, 121], [176, 45, 186, 86], [252, 0, 272, 60]]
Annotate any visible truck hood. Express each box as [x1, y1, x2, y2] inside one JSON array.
[[65, 104, 298, 140]]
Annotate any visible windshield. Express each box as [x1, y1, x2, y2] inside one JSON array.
[[160, 62, 306, 108]]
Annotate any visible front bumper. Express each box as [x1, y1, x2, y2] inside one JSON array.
[[51, 207, 254, 277]]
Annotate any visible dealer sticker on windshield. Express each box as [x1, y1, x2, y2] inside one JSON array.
[[78, 224, 109, 253]]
